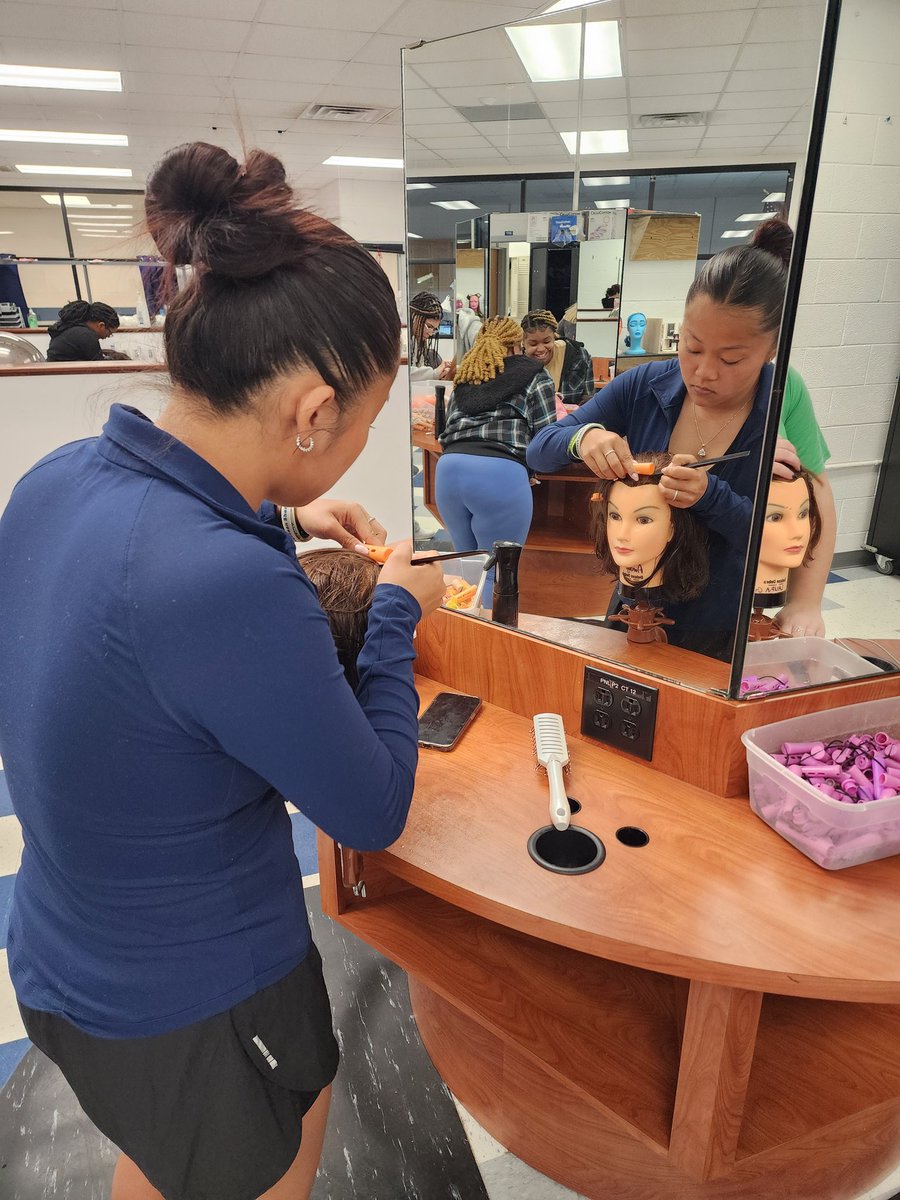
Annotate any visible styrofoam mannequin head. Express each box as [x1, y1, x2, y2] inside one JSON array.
[[756, 474, 813, 595], [606, 479, 674, 588]]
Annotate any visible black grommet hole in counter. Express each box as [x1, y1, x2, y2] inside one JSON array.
[[615, 826, 650, 848]]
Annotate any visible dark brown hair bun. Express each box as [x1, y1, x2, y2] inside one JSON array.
[[145, 142, 347, 280], [751, 216, 793, 267]]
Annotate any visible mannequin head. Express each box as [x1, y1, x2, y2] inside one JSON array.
[[626, 312, 647, 338], [591, 452, 709, 599], [755, 470, 821, 595], [297, 549, 380, 688], [468, 293, 482, 314]]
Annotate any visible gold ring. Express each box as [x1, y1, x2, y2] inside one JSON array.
[[604, 450, 617, 459]]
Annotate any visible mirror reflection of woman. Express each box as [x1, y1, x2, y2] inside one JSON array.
[[528, 219, 836, 657], [522, 309, 594, 408], [409, 290, 454, 382], [435, 316, 557, 562]]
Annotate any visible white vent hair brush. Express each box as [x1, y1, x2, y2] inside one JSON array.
[[533, 713, 571, 831]]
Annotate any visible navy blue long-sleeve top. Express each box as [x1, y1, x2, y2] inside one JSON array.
[[0, 405, 421, 1038], [527, 360, 772, 657]]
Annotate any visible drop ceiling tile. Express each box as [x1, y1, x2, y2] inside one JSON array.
[[709, 107, 798, 126], [747, 5, 829, 42], [258, 0, 403, 31], [405, 110, 468, 128], [530, 81, 580, 103], [0, 2, 122, 42], [412, 59, 527, 89], [0, 37, 124, 69], [435, 83, 535, 106], [313, 84, 401, 107], [355, 34, 412, 67], [245, 24, 371, 60], [122, 46, 238, 75], [703, 123, 789, 139], [329, 62, 404, 92], [421, 135, 492, 147], [579, 79, 628, 101], [382, 0, 539, 40], [485, 132, 563, 147], [624, 0, 760, 12], [123, 0, 260, 14], [701, 135, 776, 149], [233, 55, 345, 85], [625, 10, 752, 52], [716, 88, 813, 110], [472, 118, 554, 136], [548, 116, 633, 133], [727, 68, 818, 93], [122, 12, 250, 51], [734, 41, 821, 72], [231, 79, 326, 104], [628, 72, 728, 98], [626, 45, 740, 76], [630, 95, 719, 115], [124, 71, 231, 98], [540, 99, 628, 120], [24, 0, 118, 7]]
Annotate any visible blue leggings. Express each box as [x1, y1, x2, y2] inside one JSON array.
[[434, 452, 533, 556]]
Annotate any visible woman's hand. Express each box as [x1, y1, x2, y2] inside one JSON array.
[[377, 541, 445, 617], [578, 428, 639, 480], [658, 454, 709, 508], [773, 602, 826, 639], [772, 436, 802, 480], [437, 359, 455, 380], [294, 499, 386, 549]]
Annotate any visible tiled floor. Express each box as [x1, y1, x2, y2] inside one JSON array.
[[820, 564, 900, 641]]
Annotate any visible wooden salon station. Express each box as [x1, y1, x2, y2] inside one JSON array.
[[320, 610, 900, 1200]]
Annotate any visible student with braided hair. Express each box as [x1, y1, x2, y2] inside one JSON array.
[[522, 309, 594, 407], [46, 299, 123, 362], [408, 290, 453, 382], [434, 315, 557, 561]]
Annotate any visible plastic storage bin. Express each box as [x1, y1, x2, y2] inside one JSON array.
[[742, 696, 900, 870], [742, 636, 875, 692], [441, 554, 490, 612]]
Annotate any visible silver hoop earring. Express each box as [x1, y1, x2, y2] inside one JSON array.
[[296, 435, 314, 453]]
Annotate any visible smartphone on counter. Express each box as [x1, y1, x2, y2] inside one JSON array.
[[418, 691, 482, 751]]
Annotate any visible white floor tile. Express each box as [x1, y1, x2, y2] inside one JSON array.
[[478, 1150, 589, 1199], [451, 1096, 507, 1166], [0, 949, 26, 1044], [0, 813, 23, 878]]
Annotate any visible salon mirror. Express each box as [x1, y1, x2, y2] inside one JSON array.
[[404, 0, 841, 697]]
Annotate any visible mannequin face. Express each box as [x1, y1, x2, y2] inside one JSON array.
[[606, 481, 674, 587], [627, 313, 647, 337], [756, 475, 812, 594], [468, 295, 480, 311], [523, 327, 556, 364]]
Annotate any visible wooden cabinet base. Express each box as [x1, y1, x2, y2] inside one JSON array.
[[409, 978, 900, 1200]]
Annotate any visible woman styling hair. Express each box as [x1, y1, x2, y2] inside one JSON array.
[[408, 289, 453, 382], [434, 315, 557, 563], [46, 299, 122, 362], [0, 142, 444, 1200], [298, 548, 380, 690], [528, 217, 835, 657], [522, 309, 594, 407]]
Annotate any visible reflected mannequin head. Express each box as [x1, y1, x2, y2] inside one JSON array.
[[591, 452, 709, 600], [467, 293, 482, 315], [297, 549, 380, 689], [756, 469, 822, 595], [626, 312, 647, 337], [455, 315, 524, 385], [522, 309, 559, 365], [680, 218, 793, 413]]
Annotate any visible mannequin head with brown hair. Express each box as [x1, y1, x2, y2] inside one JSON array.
[[756, 468, 822, 596], [297, 549, 380, 689], [591, 452, 709, 598]]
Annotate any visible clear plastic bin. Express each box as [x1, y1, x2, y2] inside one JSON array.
[[441, 554, 490, 613], [742, 696, 900, 870], [742, 636, 876, 692]]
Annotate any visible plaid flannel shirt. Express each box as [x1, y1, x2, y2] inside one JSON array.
[[439, 366, 558, 462]]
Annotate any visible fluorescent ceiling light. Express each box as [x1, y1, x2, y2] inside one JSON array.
[[406, 183, 435, 190], [561, 129, 628, 154], [543, 0, 596, 11], [582, 175, 630, 186], [72, 214, 133, 221], [721, 230, 751, 238], [506, 21, 621, 84], [0, 129, 127, 146], [17, 164, 133, 177], [0, 64, 122, 92], [0, 230, 15, 235], [41, 194, 133, 207], [594, 198, 629, 208], [79, 232, 129, 238], [431, 200, 478, 210], [323, 155, 403, 168], [407, 233, 423, 239], [73, 222, 131, 228], [735, 212, 769, 222], [764, 191, 785, 202], [416, 273, 434, 283]]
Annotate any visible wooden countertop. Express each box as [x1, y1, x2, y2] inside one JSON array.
[[0, 361, 168, 377], [371, 675, 900, 1003]]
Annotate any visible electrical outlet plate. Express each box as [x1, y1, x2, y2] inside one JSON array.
[[580, 665, 658, 761]]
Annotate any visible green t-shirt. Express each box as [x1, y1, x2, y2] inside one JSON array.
[[777, 365, 830, 474]]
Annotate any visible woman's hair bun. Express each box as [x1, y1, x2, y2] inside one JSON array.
[[751, 216, 793, 267], [145, 141, 343, 280]]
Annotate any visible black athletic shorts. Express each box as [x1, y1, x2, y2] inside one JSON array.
[[20, 945, 340, 1200]]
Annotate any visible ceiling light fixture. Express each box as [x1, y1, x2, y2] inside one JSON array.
[[0, 129, 128, 146], [42, 195, 135, 208], [735, 212, 770, 222], [407, 233, 423, 238], [560, 129, 628, 154], [543, 0, 599, 12], [323, 155, 403, 168], [406, 183, 435, 190], [17, 164, 133, 177], [0, 230, 15, 235], [720, 230, 751, 238], [0, 64, 122, 92], [506, 21, 621, 84], [593, 198, 629, 208], [582, 175, 630, 186], [764, 191, 786, 202], [431, 200, 479, 210]]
